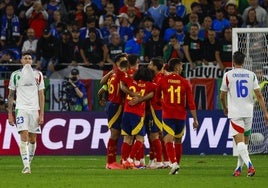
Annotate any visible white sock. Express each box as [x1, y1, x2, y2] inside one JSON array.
[[20, 141, 29, 168], [237, 142, 252, 168], [28, 142, 36, 164]]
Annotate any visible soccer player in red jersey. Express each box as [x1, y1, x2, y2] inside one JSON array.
[[159, 58, 199, 174], [116, 66, 157, 169], [147, 57, 165, 169], [99, 53, 129, 169]]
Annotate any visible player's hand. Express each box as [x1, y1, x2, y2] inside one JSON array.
[[128, 96, 141, 106], [8, 114, 15, 126], [38, 114, 44, 125], [264, 112, 268, 126], [193, 119, 199, 130], [223, 107, 228, 116]]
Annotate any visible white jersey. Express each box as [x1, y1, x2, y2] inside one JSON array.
[[8, 64, 45, 110], [220, 68, 260, 118]]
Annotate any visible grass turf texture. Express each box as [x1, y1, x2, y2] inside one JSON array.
[[0, 155, 267, 188]]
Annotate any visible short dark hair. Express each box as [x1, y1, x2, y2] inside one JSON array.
[[114, 53, 128, 63], [233, 51, 245, 65], [21, 51, 32, 57], [167, 58, 182, 72], [133, 67, 154, 82], [150, 57, 164, 71], [127, 54, 139, 66]]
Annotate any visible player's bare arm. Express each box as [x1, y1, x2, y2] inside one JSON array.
[[38, 89, 45, 125], [128, 91, 154, 106], [254, 88, 268, 125], [7, 89, 15, 126], [220, 91, 228, 116]]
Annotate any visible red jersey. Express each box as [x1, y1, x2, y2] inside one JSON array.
[[107, 73, 124, 104], [150, 72, 164, 110], [127, 68, 137, 78], [159, 73, 196, 119]]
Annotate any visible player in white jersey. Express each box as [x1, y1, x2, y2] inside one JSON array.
[[7, 51, 45, 174], [220, 51, 268, 177]]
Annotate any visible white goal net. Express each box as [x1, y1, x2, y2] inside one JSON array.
[[232, 28, 268, 154]]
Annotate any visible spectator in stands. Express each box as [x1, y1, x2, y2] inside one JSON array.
[[172, 0, 187, 19], [242, 7, 264, 28], [183, 23, 204, 69], [80, 27, 108, 70], [225, 1, 243, 27], [44, 0, 61, 24], [124, 27, 144, 59], [242, 0, 268, 27], [203, 29, 218, 66], [68, 2, 86, 28], [80, 16, 103, 39], [35, 27, 60, 77], [142, 16, 154, 43], [21, 27, 38, 61], [126, 6, 140, 29], [161, 3, 178, 34], [183, 2, 204, 26], [56, 29, 71, 71], [163, 34, 183, 62], [144, 24, 166, 63], [106, 31, 125, 66], [0, 3, 22, 61], [185, 12, 201, 33], [100, 14, 116, 43], [198, 15, 212, 40], [117, 13, 133, 42], [49, 10, 65, 38], [25, 0, 48, 39], [119, 0, 142, 19], [210, 0, 224, 18], [17, 0, 33, 34], [99, 2, 119, 29], [163, 17, 185, 43], [84, 4, 99, 26], [84, 0, 99, 14], [229, 14, 240, 28], [215, 27, 232, 70], [212, 8, 230, 37], [254, 68, 268, 109], [68, 28, 83, 66], [198, 0, 213, 18], [147, 0, 167, 29]]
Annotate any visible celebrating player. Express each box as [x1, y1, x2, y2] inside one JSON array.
[[159, 58, 199, 175]]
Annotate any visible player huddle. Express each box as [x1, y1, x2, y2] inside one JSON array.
[[98, 53, 198, 175]]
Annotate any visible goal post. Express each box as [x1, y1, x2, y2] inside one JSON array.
[[232, 28, 268, 154]]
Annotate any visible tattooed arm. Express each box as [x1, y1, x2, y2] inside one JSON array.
[[7, 89, 15, 126]]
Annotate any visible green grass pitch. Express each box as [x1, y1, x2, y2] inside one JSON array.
[[0, 155, 267, 188]]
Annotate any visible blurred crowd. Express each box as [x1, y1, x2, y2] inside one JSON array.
[[0, 0, 268, 78]]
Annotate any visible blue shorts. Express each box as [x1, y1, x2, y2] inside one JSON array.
[[105, 101, 123, 130], [121, 112, 145, 136], [162, 118, 185, 138], [147, 107, 162, 133]]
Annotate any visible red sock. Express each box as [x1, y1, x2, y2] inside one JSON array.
[[152, 139, 162, 162], [107, 138, 116, 164], [149, 140, 155, 160], [165, 142, 176, 163], [161, 140, 169, 161], [129, 140, 143, 159], [136, 144, 144, 161], [121, 142, 131, 161], [175, 143, 182, 164]]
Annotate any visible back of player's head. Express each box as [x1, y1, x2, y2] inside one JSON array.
[[150, 57, 164, 71], [233, 51, 245, 65], [167, 58, 182, 72], [114, 53, 128, 64], [133, 67, 154, 82], [127, 54, 139, 67]]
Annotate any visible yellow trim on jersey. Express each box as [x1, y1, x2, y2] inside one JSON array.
[[132, 116, 145, 135], [175, 127, 185, 139], [150, 105, 163, 131], [121, 129, 128, 136], [108, 104, 123, 129], [163, 121, 175, 136]]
